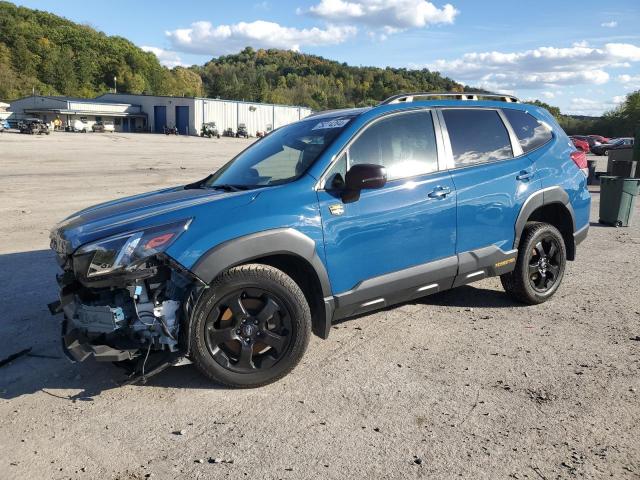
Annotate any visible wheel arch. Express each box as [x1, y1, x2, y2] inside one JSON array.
[[190, 228, 333, 339], [514, 187, 577, 260]]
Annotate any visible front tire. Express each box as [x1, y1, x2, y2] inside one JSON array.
[[501, 222, 567, 304], [190, 264, 311, 388]]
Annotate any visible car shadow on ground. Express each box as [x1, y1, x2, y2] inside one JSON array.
[[332, 284, 526, 328], [0, 249, 224, 401], [419, 284, 527, 309]]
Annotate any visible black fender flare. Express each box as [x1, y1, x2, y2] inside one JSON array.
[[513, 186, 576, 249], [189, 228, 334, 340], [192, 228, 332, 295]]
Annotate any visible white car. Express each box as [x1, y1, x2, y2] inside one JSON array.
[[67, 119, 88, 133], [92, 121, 115, 133]]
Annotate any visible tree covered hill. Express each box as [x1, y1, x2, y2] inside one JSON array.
[[0, 1, 466, 109], [0, 1, 202, 100], [195, 47, 466, 109]]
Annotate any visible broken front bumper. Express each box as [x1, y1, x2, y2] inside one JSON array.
[[50, 253, 201, 364]]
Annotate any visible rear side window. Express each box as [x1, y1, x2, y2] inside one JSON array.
[[442, 109, 513, 167], [348, 111, 438, 181], [502, 109, 552, 153]]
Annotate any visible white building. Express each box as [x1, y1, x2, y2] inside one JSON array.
[[8, 94, 312, 135]]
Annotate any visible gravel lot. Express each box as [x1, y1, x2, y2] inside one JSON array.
[[0, 132, 639, 480]]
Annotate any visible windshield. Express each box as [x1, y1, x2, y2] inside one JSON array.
[[205, 115, 353, 188]]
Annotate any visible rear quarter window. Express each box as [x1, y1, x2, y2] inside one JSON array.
[[503, 109, 553, 153]]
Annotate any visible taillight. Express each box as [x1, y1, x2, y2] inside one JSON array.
[[570, 150, 588, 175]]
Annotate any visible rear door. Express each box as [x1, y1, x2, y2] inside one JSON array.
[[317, 109, 458, 305], [438, 108, 542, 258]]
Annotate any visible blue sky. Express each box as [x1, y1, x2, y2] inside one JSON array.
[[12, 0, 640, 115]]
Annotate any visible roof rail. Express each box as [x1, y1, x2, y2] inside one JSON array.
[[380, 92, 519, 105]]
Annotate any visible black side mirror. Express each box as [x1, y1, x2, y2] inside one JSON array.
[[341, 163, 387, 203]]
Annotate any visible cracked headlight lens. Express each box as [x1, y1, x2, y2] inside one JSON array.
[[76, 219, 191, 278]]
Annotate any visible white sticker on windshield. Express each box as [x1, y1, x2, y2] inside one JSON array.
[[311, 118, 350, 130]]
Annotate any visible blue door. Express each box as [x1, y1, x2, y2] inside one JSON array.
[[122, 118, 129, 132], [317, 110, 457, 296], [175, 106, 189, 135], [439, 108, 541, 254], [154, 106, 166, 133]]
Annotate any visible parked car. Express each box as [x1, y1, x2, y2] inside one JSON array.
[[236, 123, 249, 138], [223, 127, 235, 137], [18, 118, 50, 135], [256, 124, 273, 138], [49, 93, 590, 388], [0, 119, 9, 132], [92, 121, 115, 133], [571, 135, 599, 150], [201, 122, 220, 138], [587, 134, 610, 144], [570, 136, 590, 153], [591, 137, 634, 156], [66, 119, 88, 133]]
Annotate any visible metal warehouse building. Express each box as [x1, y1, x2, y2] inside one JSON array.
[[8, 94, 313, 136]]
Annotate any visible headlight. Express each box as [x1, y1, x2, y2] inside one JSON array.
[[76, 219, 191, 278]]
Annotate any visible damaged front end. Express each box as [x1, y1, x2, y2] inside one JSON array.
[[49, 219, 203, 367]]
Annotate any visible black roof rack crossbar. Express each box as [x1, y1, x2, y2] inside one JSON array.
[[380, 92, 519, 105]]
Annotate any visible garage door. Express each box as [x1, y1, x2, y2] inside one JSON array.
[[154, 106, 166, 133], [175, 106, 189, 135]]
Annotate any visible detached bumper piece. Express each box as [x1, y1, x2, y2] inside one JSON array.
[[62, 327, 138, 363]]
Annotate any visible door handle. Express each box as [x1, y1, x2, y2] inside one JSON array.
[[516, 170, 534, 181], [428, 186, 451, 199]]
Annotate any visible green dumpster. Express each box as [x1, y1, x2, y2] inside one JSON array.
[[599, 176, 640, 226]]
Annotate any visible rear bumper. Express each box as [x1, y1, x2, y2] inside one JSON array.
[[574, 223, 589, 247]]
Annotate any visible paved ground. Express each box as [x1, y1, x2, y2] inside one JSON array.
[[0, 132, 639, 480]]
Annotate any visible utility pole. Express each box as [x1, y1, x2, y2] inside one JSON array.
[[114, 76, 117, 94]]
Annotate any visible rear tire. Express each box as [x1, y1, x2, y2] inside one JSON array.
[[501, 222, 566, 304], [190, 264, 311, 388]]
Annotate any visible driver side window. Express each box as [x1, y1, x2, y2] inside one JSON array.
[[348, 111, 439, 181]]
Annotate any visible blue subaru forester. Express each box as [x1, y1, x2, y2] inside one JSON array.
[[49, 93, 591, 387]]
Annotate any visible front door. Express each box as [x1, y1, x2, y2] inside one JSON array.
[[317, 110, 458, 311]]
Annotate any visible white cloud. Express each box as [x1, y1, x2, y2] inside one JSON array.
[[141, 46, 185, 68], [426, 42, 640, 90], [601, 20, 618, 28], [618, 73, 640, 89], [541, 91, 556, 99], [304, 0, 458, 38], [567, 96, 624, 115], [165, 20, 356, 55]]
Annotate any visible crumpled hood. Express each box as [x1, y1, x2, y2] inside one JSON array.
[[51, 186, 256, 252]]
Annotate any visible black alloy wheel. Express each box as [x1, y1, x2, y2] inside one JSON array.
[[204, 288, 293, 373], [190, 264, 311, 388], [527, 236, 562, 293], [501, 222, 567, 304]]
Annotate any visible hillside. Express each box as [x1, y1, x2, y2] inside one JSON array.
[[195, 47, 466, 110], [0, 1, 202, 100], [0, 1, 466, 109]]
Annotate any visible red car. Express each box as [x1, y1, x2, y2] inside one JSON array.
[[588, 134, 610, 144], [570, 136, 590, 153]]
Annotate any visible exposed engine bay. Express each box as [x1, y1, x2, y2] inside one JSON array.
[[50, 246, 202, 375]]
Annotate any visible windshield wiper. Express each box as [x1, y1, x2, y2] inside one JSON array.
[[208, 184, 251, 192]]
